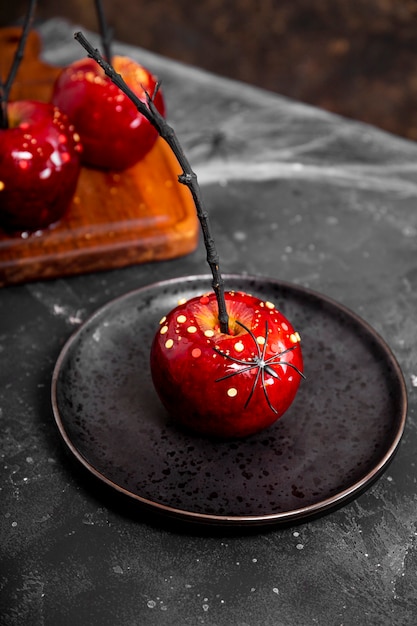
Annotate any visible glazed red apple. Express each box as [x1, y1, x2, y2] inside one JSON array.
[[0, 100, 82, 231], [71, 33, 305, 439], [151, 291, 304, 438], [51, 56, 165, 170]]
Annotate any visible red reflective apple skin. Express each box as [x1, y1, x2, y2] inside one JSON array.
[[150, 291, 304, 438], [0, 100, 82, 232], [51, 56, 165, 170]]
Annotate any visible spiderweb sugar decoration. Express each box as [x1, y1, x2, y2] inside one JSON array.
[[213, 321, 305, 414]]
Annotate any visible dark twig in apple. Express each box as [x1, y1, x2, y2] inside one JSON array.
[[74, 30, 230, 334], [94, 0, 113, 62], [0, 0, 37, 129], [214, 321, 305, 414]]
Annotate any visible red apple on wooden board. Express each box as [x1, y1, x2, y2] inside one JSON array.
[[0, 100, 82, 232], [151, 291, 304, 438], [51, 56, 165, 170]]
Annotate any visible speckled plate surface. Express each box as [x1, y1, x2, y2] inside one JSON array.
[[51, 275, 407, 526]]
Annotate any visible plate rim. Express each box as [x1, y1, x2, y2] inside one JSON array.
[[51, 273, 408, 526]]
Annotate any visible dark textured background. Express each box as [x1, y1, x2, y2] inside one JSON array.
[[3, 0, 417, 141], [1, 19, 417, 625]]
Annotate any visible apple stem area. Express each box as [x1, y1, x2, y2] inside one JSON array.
[[93, 0, 113, 64], [74, 31, 231, 335], [0, 0, 37, 129]]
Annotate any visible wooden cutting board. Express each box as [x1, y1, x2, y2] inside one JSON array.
[[0, 27, 199, 286]]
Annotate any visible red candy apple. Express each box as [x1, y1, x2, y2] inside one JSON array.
[[0, 100, 82, 231], [51, 56, 165, 170], [73, 32, 305, 440], [151, 291, 304, 438]]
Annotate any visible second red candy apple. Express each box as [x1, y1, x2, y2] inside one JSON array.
[[51, 56, 165, 171]]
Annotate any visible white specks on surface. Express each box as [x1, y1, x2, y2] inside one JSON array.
[[82, 508, 110, 527], [27, 284, 86, 325], [410, 374, 417, 387], [112, 565, 123, 574], [233, 231, 247, 242], [53, 304, 83, 325], [272, 587, 279, 595], [292, 531, 304, 550], [147, 598, 168, 611], [83, 513, 94, 526]]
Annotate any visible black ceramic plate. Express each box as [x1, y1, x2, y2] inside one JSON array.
[[51, 275, 407, 526]]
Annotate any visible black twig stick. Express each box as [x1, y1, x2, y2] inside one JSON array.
[[94, 0, 113, 62], [74, 31, 230, 334], [0, 0, 37, 129]]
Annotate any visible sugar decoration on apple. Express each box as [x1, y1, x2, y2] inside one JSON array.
[[151, 291, 304, 438], [75, 30, 305, 439]]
